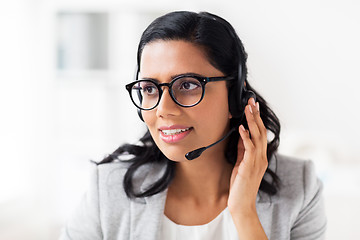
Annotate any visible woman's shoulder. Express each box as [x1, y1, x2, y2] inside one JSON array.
[[266, 153, 323, 206], [95, 160, 132, 180], [258, 156, 326, 238], [272, 153, 320, 188], [94, 159, 166, 196]]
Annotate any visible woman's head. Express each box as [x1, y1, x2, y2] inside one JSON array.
[[136, 11, 254, 161], [139, 40, 232, 162]]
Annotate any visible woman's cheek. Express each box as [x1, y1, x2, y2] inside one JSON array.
[[142, 111, 155, 126]]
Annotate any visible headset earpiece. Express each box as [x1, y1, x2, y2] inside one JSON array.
[[228, 63, 257, 118], [242, 88, 256, 108]]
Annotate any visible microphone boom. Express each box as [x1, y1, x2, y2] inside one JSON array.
[[185, 127, 237, 160]]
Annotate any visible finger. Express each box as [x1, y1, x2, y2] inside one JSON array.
[[238, 124, 257, 173], [244, 100, 261, 146], [252, 101, 267, 145], [240, 124, 268, 176], [247, 100, 268, 164], [234, 136, 245, 168], [238, 124, 255, 157]]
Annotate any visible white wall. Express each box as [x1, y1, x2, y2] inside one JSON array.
[[0, 0, 359, 239]]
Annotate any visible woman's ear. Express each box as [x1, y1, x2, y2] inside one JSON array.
[[228, 112, 232, 119]]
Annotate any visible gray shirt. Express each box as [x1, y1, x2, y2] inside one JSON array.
[[60, 154, 327, 240]]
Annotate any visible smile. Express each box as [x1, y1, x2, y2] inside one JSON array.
[[161, 128, 191, 135], [159, 127, 193, 143]]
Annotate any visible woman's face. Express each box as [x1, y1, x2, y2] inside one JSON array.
[[140, 40, 232, 162]]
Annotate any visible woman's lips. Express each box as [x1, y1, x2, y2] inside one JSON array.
[[158, 126, 193, 143]]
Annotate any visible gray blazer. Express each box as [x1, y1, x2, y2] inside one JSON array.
[[60, 154, 326, 240]]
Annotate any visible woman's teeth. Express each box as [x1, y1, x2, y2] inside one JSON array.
[[161, 128, 191, 135]]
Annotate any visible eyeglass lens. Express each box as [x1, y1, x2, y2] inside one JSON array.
[[130, 77, 203, 109]]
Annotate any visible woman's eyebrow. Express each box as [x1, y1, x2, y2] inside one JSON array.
[[139, 72, 204, 82], [140, 77, 159, 82], [170, 72, 204, 79]]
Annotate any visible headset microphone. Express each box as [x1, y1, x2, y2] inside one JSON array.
[[185, 127, 237, 160]]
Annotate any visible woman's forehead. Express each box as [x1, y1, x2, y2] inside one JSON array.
[[139, 40, 223, 80]]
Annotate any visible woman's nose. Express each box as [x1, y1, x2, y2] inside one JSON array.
[[156, 88, 181, 118]]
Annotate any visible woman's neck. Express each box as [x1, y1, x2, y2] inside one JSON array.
[[169, 151, 233, 205]]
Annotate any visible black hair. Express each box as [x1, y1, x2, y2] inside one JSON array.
[[98, 11, 281, 198]]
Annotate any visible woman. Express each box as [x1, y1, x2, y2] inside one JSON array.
[[60, 11, 326, 240]]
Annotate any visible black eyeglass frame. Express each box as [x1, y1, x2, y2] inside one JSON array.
[[125, 74, 235, 110]]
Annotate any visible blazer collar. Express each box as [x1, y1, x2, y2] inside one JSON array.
[[130, 162, 168, 240]]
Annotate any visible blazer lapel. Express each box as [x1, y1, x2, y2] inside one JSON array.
[[129, 162, 168, 240]]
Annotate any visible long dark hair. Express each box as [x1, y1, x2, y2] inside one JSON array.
[[98, 11, 281, 198]]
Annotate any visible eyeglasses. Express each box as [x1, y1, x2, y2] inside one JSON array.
[[125, 74, 235, 110]]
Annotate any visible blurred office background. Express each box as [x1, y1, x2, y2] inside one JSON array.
[[0, 0, 359, 239]]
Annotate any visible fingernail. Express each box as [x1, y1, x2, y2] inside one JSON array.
[[249, 105, 253, 114], [240, 125, 245, 131], [256, 102, 260, 112], [250, 98, 256, 107]]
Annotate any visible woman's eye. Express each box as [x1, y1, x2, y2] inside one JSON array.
[[180, 81, 200, 90], [144, 86, 157, 94]]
